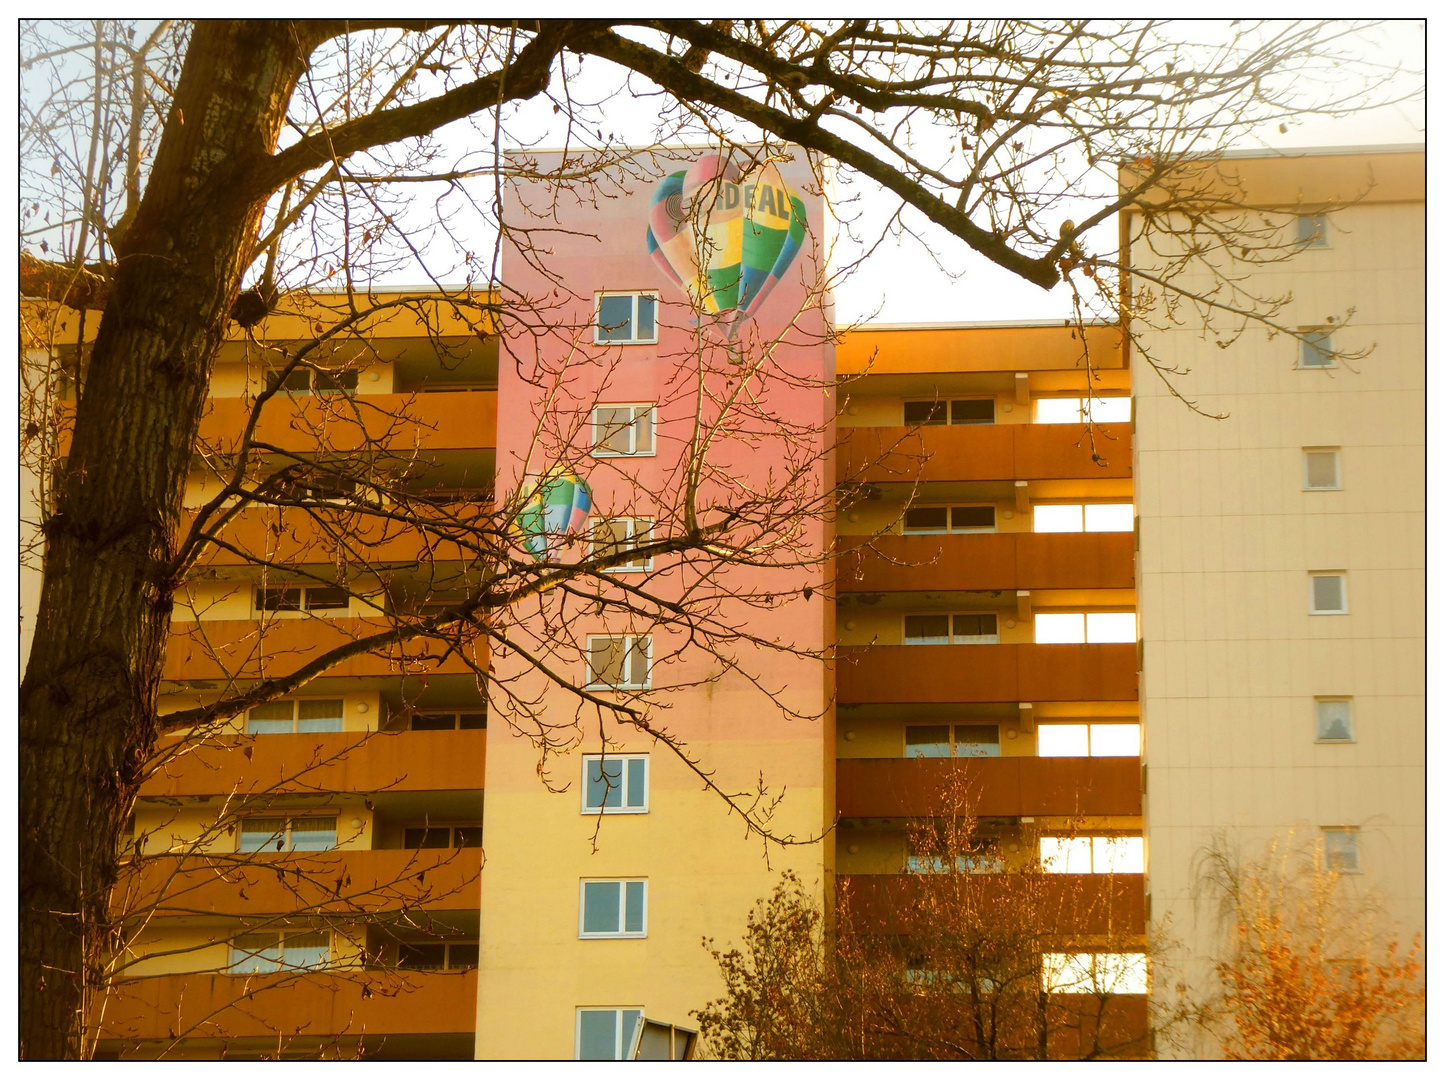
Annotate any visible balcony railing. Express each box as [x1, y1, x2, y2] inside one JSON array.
[[836, 756, 1141, 818], [839, 532, 1134, 593], [840, 423, 1131, 485], [197, 391, 498, 454], [837, 643, 1137, 704]]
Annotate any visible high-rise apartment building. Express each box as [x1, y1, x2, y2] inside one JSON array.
[[34, 142, 1416, 1060]]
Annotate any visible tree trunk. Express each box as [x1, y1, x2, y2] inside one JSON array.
[[18, 22, 318, 1059]]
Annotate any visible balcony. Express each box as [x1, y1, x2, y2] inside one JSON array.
[[836, 757, 1141, 818], [164, 618, 488, 682], [840, 423, 1131, 485], [837, 873, 1146, 936], [197, 391, 498, 454], [141, 728, 486, 798], [117, 846, 482, 920], [837, 644, 1137, 704], [95, 968, 478, 1043], [838, 532, 1134, 593]]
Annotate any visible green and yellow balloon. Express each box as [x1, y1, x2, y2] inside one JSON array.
[[510, 468, 594, 560]]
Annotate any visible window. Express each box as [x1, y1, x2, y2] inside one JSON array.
[[1032, 503, 1135, 533], [902, 504, 996, 534], [1310, 573, 1348, 614], [246, 699, 344, 734], [1034, 612, 1136, 644], [903, 398, 995, 426], [582, 755, 649, 813], [591, 405, 656, 457], [1323, 828, 1361, 873], [409, 711, 487, 731], [1298, 330, 1335, 369], [229, 931, 331, 974], [1034, 396, 1131, 424], [591, 517, 654, 571], [579, 879, 647, 938], [397, 941, 480, 970], [576, 1008, 644, 1060], [586, 635, 651, 689], [903, 613, 999, 645], [1297, 213, 1329, 249], [1303, 449, 1341, 491], [1316, 699, 1354, 743], [255, 585, 350, 613], [1037, 723, 1141, 757], [265, 368, 359, 395], [238, 816, 338, 853], [1042, 952, 1148, 995], [905, 723, 1000, 759], [403, 824, 482, 849], [1040, 836, 1144, 874], [594, 292, 658, 344]]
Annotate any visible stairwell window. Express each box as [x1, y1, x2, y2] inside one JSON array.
[[1315, 699, 1355, 743], [1303, 449, 1342, 490], [582, 754, 649, 813], [229, 931, 331, 974], [1034, 612, 1136, 644], [1298, 330, 1336, 369], [904, 613, 999, 645], [591, 517, 654, 571], [595, 292, 658, 344], [238, 815, 339, 853], [246, 699, 344, 734], [592, 405, 656, 456], [1037, 722, 1141, 757], [1040, 836, 1144, 874], [576, 1008, 644, 1060], [1309, 573, 1348, 614], [580, 879, 647, 938], [586, 635, 652, 690]]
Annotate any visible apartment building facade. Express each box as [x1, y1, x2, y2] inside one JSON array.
[[32, 143, 1417, 1060]]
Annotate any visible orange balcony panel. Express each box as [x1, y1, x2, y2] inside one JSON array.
[[197, 392, 497, 453], [840, 423, 1130, 485], [837, 644, 1137, 704], [117, 846, 481, 920], [836, 757, 1141, 818], [96, 968, 478, 1043], [837, 873, 1146, 936], [141, 729, 485, 798], [838, 532, 1133, 593], [164, 619, 488, 682]]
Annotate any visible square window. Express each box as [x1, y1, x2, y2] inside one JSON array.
[[1323, 828, 1361, 874], [296, 699, 343, 733], [404, 826, 453, 849], [953, 723, 1000, 758], [247, 701, 295, 735], [256, 586, 301, 612], [229, 933, 283, 974], [591, 405, 655, 456], [950, 505, 996, 532], [280, 931, 331, 970], [397, 943, 448, 970], [314, 369, 359, 394], [1034, 504, 1084, 533], [1035, 612, 1086, 643], [902, 506, 950, 533], [288, 817, 338, 851], [951, 613, 998, 644], [591, 518, 653, 572], [583, 755, 649, 813], [903, 400, 948, 426], [1089, 723, 1141, 757], [1043, 952, 1147, 995], [1040, 836, 1093, 874], [1037, 723, 1090, 757], [1083, 504, 1135, 532], [238, 817, 287, 853], [950, 399, 995, 425], [1316, 699, 1354, 742], [1299, 330, 1335, 369], [1297, 214, 1329, 249], [1304, 449, 1341, 490], [1310, 573, 1348, 614], [1084, 612, 1137, 643], [454, 826, 483, 848], [304, 586, 349, 611], [265, 368, 312, 394], [580, 879, 647, 938], [576, 1008, 644, 1061], [903, 614, 951, 645], [905, 724, 952, 759], [1091, 836, 1144, 874], [586, 635, 651, 689], [595, 293, 658, 344]]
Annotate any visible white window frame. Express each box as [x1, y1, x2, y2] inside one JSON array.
[[1315, 698, 1355, 744], [1302, 448, 1342, 491], [575, 1008, 645, 1061], [1298, 329, 1336, 369], [1322, 827, 1361, 874], [1309, 572, 1349, 615], [578, 879, 648, 939], [581, 754, 650, 814], [245, 698, 345, 735], [585, 634, 652, 690], [901, 504, 997, 535], [593, 292, 659, 345], [591, 404, 657, 457], [590, 517, 654, 572]]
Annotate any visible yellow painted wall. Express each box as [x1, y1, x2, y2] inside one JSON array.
[[157, 690, 383, 736]]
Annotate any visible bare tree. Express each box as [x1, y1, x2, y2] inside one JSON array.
[[19, 18, 1417, 1058]]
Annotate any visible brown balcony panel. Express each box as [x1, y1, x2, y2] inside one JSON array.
[[838, 873, 1146, 936], [95, 969, 478, 1043], [164, 619, 488, 682], [837, 644, 1137, 704], [141, 729, 485, 798], [117, 846, 481, 920], [197, 392, 497, 453], [840, 423, 1131, 485], [837, 757, 1141, 818], [839, 532, 1134, 593]]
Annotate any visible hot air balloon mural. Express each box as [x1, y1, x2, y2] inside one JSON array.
[[645, 154, 809, 339], [510, 468, 594, 560]]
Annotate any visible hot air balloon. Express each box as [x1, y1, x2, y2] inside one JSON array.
[[644, 154, 809, 339], [510, 468, 594, 560]]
